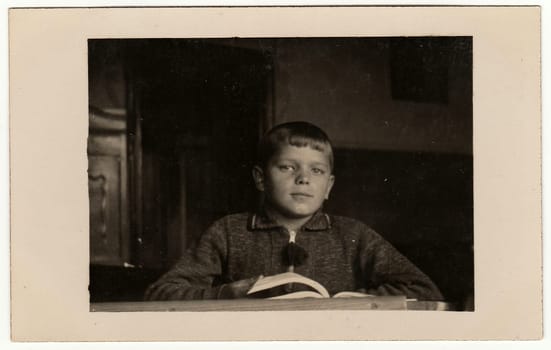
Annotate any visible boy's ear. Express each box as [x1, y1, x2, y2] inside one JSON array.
[[252, 166, 265, 192], [325, 174, 335, 200]]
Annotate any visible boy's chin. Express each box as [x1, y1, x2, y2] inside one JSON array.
[[264, 202, 321, 220], [282, 207, 318, 219]]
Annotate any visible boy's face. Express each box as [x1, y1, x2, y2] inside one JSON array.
[[253, 144, 335, 221]]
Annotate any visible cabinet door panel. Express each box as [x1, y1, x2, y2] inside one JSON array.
[[89, 155, 124, 265]]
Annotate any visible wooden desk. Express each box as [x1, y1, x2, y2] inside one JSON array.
[[91, 298, 453, 312]]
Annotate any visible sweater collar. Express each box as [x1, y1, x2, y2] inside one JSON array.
[[247, 209, 331, 231]]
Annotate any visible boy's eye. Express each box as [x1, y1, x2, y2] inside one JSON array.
[[279, 165, 295, 171], [312, 167, 325, 175]]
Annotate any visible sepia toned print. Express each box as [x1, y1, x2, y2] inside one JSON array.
[[9, 7, 540, 341], [87, 37, 471, 311]]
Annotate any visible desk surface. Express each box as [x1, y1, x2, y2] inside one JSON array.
[[91, 298, 453, 312]]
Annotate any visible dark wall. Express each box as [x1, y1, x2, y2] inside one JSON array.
[[88, 40, 126, 111], [274, 37, 472, 154]]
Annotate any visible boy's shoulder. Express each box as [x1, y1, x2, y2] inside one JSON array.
[[327, 214, 382, 239], [200, 213, 252, 240], [209, 212, 250, 227], [328, 213, 371, 229]]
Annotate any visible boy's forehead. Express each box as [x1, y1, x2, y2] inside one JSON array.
[[272, 144, 332, 164]]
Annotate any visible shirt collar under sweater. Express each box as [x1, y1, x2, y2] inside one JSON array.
[[247, 209, 332, 231]]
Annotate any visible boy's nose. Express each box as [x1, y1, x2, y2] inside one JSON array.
[[295, 172, 310, 185]]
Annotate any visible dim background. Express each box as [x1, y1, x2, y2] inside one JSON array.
[[87, 37, 473, 309]]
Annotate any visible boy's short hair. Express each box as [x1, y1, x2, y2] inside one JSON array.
[[256, 121, 334, 172]]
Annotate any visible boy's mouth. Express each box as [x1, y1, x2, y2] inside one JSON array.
[[290, 193, 314, 198]]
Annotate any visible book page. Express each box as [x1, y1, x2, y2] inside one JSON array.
[[269, 291, 325, 300], [248, 272, 329, 298], [332, 291, 376, 298]]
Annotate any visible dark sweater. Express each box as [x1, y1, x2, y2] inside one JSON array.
[[144, 211, 443, 301]]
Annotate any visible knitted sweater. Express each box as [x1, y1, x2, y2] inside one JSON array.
[[144, 211, 443, 301]]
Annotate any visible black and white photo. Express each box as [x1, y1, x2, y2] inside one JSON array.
[[87, 37, 473, 311]]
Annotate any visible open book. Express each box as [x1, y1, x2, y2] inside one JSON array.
[[247, 272, 378, 299]]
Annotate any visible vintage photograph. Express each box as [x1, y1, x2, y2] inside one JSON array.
[[87, 37, 474, 312], [8, 5, 541, 341]]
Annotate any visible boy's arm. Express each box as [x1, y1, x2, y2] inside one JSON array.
[[358, 227, 444, 301], [144, 219, 256, 300], [143, 223, 226, 300]]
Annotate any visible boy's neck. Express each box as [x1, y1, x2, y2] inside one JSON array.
[[263, 206, 313, 232]]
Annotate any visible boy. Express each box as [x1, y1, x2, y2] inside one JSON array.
[[145, 122, 443, 301]]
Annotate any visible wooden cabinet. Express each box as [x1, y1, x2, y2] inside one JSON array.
[[88, 110, 130, 266]]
